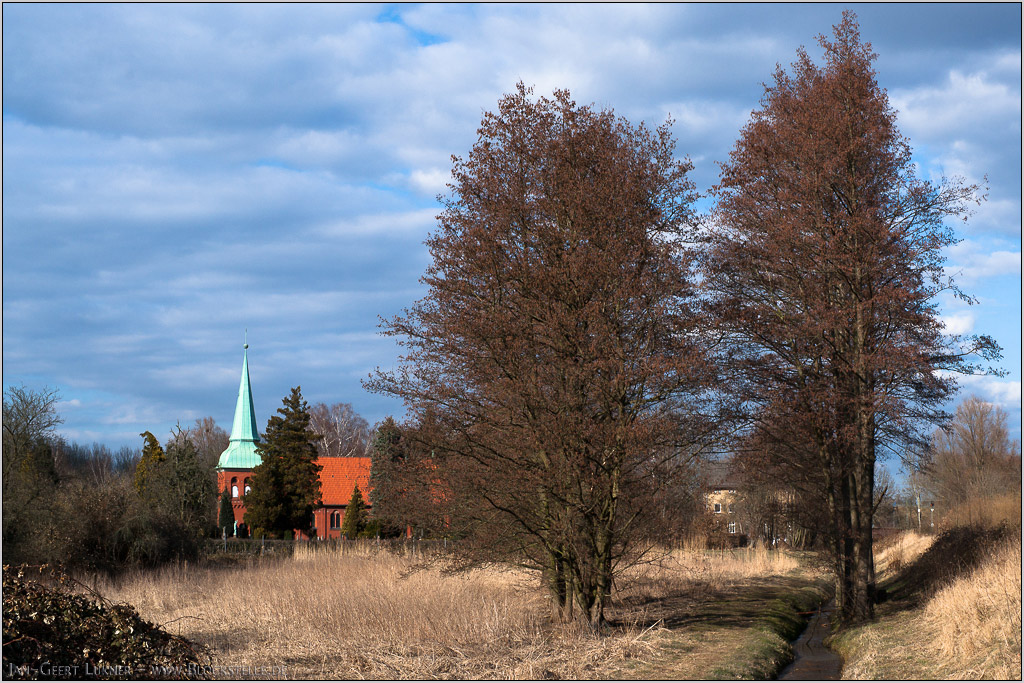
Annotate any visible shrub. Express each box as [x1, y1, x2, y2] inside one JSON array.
[[2, 565, 210, 680]]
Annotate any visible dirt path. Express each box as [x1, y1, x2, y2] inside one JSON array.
[[777, 601, 842, 680]]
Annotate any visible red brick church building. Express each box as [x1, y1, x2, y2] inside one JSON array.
[[216, 343, 371, 539]]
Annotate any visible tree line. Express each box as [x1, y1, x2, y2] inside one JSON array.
[[364, 13, 1004, 627], [2, 383, 379, 573]]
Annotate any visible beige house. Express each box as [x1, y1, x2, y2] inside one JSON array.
[[704, 460, 745, 540]]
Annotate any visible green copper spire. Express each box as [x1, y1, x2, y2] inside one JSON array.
[[217, 341, 262, 470]]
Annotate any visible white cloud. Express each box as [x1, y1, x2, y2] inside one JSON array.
[[945, 241, 1022, 284], [3, 3, 1020, 447], [316, 208, 437, 237], [940, 312, 975, 336], [407, 168, 450, 195], [891, 63, 1021, 141], [956, 375, 1023, 411]]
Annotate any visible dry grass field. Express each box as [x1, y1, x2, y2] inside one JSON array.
[[96, 542, 811, 680], [836, 506, 1022, 681]]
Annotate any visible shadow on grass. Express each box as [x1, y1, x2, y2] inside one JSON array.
[[884, 523, 1019, 608], [610, 574, 827, 636]]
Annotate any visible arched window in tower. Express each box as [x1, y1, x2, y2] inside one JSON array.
[[243, 479, 251, 496], [231, 477, 239, 499]]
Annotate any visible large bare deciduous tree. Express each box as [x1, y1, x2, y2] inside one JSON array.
[[309, 401, 371, 458], [925, 395, 1021, 508], [367, 84, 717, 627], [703, 13, 1001, 623]]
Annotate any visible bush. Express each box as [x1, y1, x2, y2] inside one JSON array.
[[2, 565, 210, 680], [41, 478, 202, 576]]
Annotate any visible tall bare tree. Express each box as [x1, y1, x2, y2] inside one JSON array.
[[703, 13, 1001, 623], [189, 416, 229, 470], [308, 402, 371, 458], [367, 84, 717, 627], [2, 385, 63, 562], [925, 395, 1021, 507]]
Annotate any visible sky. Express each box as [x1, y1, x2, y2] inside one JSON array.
[[3, 3, 1021, 457]]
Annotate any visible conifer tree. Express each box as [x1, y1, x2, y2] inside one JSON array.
[[133, 431, 165, 499], [218, 488, 234, 536], [244, 387, 322, 538], [340, 485, 366, 539]]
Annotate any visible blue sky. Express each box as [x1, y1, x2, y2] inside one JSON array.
[[3, 3, 1021, 456]]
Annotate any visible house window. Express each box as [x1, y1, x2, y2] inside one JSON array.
[[330, 511, 342, 529], [727, 522, 737, 534], [713, 503, 722, 513], [728, 503, 735, 514]]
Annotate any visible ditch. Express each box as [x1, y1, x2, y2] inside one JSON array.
[[777, 600, 842, 680]]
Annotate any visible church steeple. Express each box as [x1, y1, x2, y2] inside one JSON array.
[[217, 340, 262, 470]]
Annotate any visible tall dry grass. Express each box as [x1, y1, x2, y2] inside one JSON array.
[[873, 531, 934, 580], [942, 492, 1022, 531], [97, 541, 804, 679], [844, 526, 1022, 680], [100, 545, 644, 679], [923, 533, 1022, 680]]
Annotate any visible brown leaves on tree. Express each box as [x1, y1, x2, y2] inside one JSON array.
[[703, 11, 1000, 623], [366, 84, 717, 627]]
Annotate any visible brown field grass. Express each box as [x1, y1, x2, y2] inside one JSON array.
[[873, 530, 934, 579], [941, 492, 1022, 531], [97, 541, 809, 679], [837, 508, 1023, 681], [922, 533, 1022, 679]]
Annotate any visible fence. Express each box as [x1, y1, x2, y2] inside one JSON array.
[[204, 536, 455, 559]]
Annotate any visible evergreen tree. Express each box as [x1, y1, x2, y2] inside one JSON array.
[[218, 488, 234, 536], [133, 431, 165, 499], [341, 485, 366, 539], [244, 387, 322, 538]]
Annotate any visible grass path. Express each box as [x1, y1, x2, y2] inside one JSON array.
[[604, 574, 830, 680]]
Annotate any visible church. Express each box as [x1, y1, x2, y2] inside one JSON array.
[[215, 343, 371, 540]]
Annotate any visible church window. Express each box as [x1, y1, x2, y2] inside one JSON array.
[[244, 480, 251, 496], [231, 485, 238, 498], [330, 511, 342, 529]]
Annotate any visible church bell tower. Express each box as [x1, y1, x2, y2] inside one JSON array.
[[216, 340, 262, 533]]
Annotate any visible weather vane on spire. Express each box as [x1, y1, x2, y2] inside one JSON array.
[[244, 328, 248, 350]]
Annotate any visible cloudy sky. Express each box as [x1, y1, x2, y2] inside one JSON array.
[[3, 3, 1021, 453]]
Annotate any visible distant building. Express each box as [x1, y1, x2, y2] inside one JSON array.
[[215, 343, 371, 538], [704, 459, 744, 539]]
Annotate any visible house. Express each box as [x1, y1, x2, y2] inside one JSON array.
[[704, 459, 745, 539], [215, 343, 372, 538]]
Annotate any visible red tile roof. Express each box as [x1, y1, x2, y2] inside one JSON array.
[[317, 457, 372, 507]]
